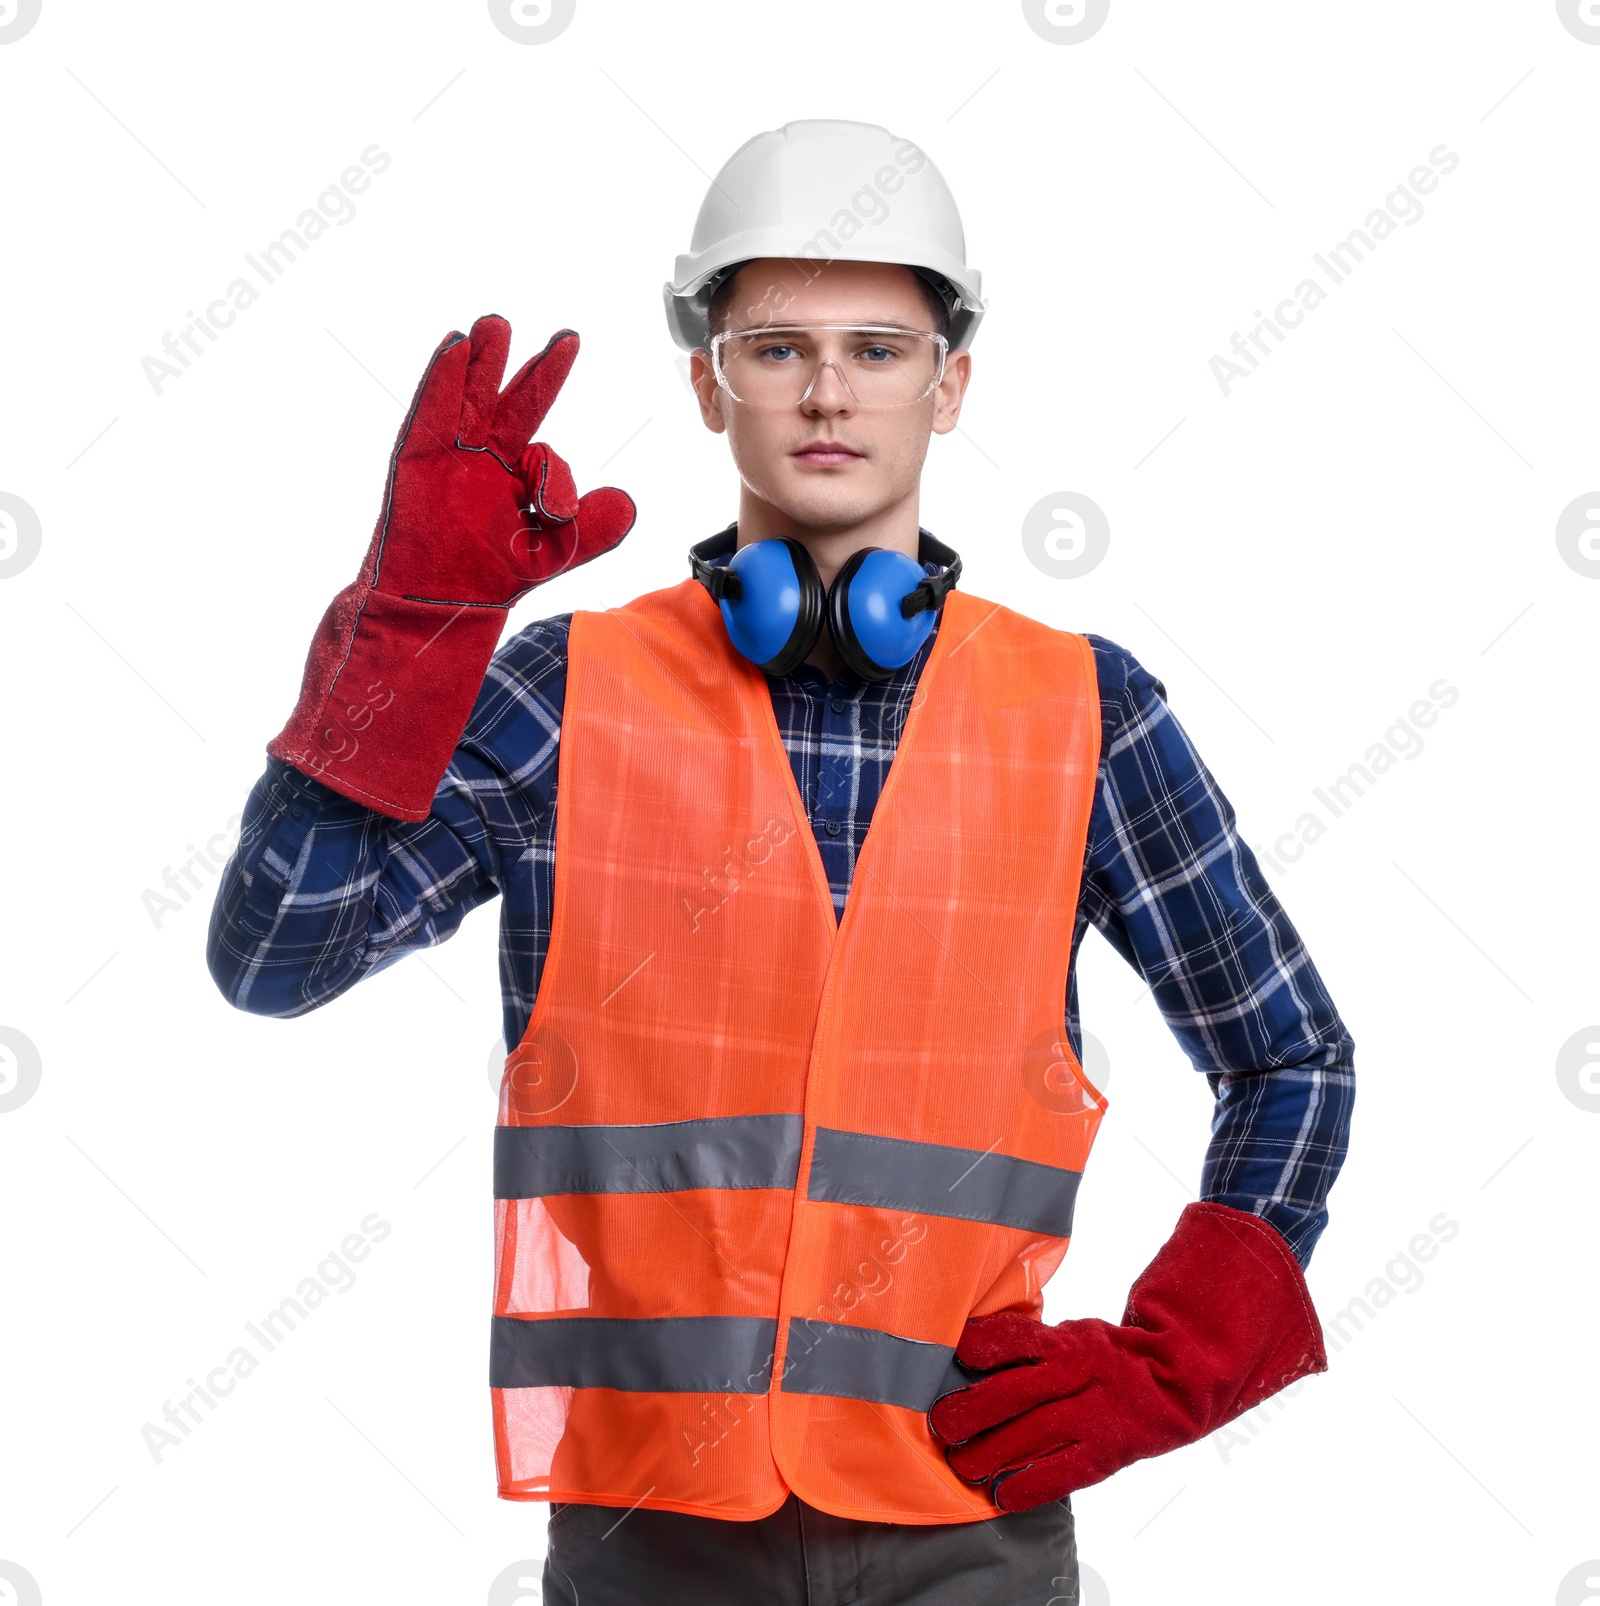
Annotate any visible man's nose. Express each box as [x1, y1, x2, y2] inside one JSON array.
[[798, 358, 857, 414]]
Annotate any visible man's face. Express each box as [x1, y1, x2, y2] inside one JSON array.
[[688, 259, 972, 535]]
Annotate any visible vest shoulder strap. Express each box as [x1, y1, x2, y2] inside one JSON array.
[[574, 577, 1098, 703]]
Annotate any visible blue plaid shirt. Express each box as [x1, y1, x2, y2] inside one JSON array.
[[207, 578, 1353, 1267]]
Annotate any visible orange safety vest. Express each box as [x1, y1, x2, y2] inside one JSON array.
[[490, 576, 1106, 1524]]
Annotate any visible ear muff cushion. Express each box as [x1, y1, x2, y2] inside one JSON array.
[[829, 547, 939, 681], [719, 537, 824, 675]]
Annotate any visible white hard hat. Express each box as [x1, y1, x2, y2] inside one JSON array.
[[664, 119, 986, 352]]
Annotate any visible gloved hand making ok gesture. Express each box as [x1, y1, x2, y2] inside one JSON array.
[[269, 315, 635, 820]]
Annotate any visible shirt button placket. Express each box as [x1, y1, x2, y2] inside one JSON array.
[[816, 688, 854, 862]]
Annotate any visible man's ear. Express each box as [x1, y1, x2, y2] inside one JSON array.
[[689, 348, 727, 435], [931, 348, 972, 437]]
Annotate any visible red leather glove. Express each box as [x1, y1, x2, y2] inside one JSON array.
[[268, 314, 635, 821], [928, 1201, 1327, 1512]]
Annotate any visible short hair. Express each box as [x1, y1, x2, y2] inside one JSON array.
[[706, 260, 953, 343]]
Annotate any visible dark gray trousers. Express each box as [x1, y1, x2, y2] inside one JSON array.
[[542, 1491, 1078, 1605]]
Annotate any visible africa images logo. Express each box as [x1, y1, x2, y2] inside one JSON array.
[[139, 147, 392, 396], [1209, 146, 1460, 396], [1022, 0, 1111, 45], [0, 493, 42, 578], [0, 0, 42, 44], [488, 0, 576, 44]]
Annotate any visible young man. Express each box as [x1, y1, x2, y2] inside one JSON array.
[[209, 121, 1353, 1604]]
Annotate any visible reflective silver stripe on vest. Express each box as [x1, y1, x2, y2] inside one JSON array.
[[494, 1114, 804, 1199], [491, 1315, 780, 1392], [806, 1126, 1082, 1237], [780, 1317, 976, 1412]]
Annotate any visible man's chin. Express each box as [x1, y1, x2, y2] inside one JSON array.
[[760, 482, 884, 534]]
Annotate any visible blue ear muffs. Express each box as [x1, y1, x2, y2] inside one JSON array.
[[689, 524, 962, 682], [708, 535, 824, 674]]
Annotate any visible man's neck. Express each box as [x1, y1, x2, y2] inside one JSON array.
[[733, 490, 923, 682], [732, 489, 921, 593]]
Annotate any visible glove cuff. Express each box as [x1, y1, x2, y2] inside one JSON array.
[[1122, 1200, 1327, 1424], [267, 585, 507, 821]]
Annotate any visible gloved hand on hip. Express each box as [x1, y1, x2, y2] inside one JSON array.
[[928, 1201, 1327, 1512], [269, 314, 635, 820]]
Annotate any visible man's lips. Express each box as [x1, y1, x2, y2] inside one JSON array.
[[791, 443, 864, 467]]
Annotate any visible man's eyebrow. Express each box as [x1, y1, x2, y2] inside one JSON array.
[[727, 319, 933, 334]]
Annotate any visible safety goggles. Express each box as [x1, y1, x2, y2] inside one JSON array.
[[708, 324, 949, 409]]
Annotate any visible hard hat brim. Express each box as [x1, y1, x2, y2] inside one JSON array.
[[664, 237, 986, 351]]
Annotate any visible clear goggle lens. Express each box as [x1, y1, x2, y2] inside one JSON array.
[[711, 324, 948, 408]]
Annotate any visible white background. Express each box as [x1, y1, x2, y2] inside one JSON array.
[[1, 2, 1596, 1602]]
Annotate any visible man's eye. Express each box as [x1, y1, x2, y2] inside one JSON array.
[[858, 346, 897, 363], [757, 344, 800, 362]]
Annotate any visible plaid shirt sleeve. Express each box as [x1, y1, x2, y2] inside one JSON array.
[[205, 616, 573, 1046], [1071, 635, 1356, 1267]]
